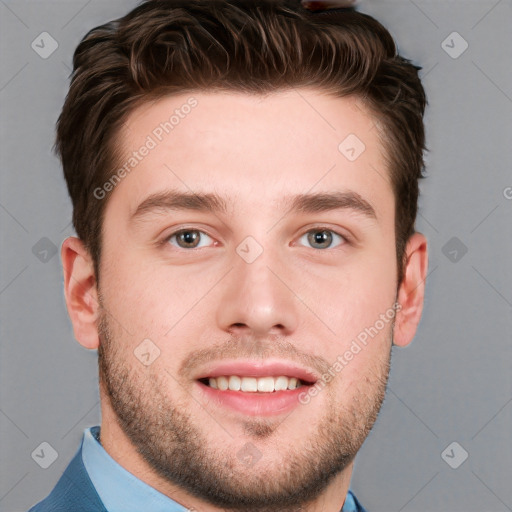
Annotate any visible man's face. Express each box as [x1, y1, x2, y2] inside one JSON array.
[[97, 89, 398, 511]]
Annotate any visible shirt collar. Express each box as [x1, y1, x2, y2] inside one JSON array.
[[81, 426, 189, 512]]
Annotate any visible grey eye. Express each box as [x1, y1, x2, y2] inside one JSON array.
[[168, 230, 213, 249], [299, 229, 344, 249]]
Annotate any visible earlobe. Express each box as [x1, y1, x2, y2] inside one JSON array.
[[393, 232, 428, 347], [61, 236, 100, 350]]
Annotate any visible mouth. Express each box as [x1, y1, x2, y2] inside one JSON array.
[[198, 375, 314, 392], [194, 361, 318, 416]]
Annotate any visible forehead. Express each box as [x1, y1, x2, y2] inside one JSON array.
[[109, 89, 393, 219]]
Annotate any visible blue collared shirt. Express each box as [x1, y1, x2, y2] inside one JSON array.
[[81, 426, 365, 512]]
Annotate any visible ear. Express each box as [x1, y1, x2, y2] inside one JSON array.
[[61, 237, 100, 350], [393, 232, 428, 347]]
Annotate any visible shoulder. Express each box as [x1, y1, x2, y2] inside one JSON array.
[[352, 490, 368, 512], [345, 489, 368, 512], [27, 447, 107, 512]]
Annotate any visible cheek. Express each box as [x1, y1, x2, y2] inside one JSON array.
[[303, 249, 396, 370], [326, 316, 392, 402], [98, 247, 168, 341], [317, 248, 396, 315], [99, 247, 219, 361]]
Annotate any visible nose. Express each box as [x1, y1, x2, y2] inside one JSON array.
[[216, 247, 300, 338]]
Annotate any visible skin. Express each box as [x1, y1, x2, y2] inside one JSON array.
[[62, 89, 428, 512]]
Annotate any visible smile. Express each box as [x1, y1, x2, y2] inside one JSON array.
[[194, 361, 318, 416], [201, 375, 308, 392]]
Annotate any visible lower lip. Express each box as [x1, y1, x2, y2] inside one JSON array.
[[196, 380, 310, 416]]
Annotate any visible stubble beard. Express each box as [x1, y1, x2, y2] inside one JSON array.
[[97, 309, 391, 512]]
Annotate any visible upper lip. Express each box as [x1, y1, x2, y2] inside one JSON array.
[[195, 359, 319, 384]]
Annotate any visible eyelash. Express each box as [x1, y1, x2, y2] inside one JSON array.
[[162, 227, 349, 251]]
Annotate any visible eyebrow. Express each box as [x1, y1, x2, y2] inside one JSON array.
[[130, 189, 377, 221], [285, 191, 376, 219], [131, 190, 228, 219]]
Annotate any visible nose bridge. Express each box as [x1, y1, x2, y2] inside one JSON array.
[[216, 240, 299, 337]]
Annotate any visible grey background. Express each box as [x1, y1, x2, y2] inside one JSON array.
[[1, 0, 511, 510]]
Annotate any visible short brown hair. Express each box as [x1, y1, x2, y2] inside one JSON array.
[[56, 0, 426, 284]]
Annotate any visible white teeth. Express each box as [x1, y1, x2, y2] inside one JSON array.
[[274, 376, 288, 391], [228, 375, 241, 391], [217, 376, 229, 391], [241, 377, 258, 392], [257, 376, 275, 392], [205, 375, 304, 392]]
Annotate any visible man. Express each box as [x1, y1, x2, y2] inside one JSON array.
[[29, 0, 428, 510]]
